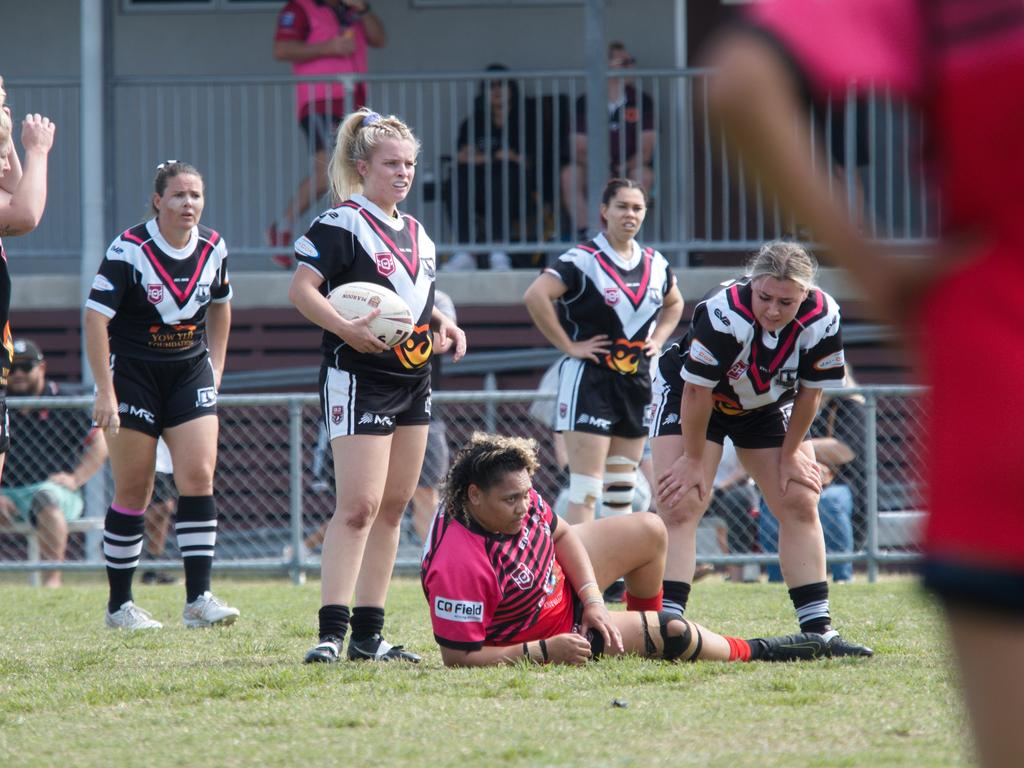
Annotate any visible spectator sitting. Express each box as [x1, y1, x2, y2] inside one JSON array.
[[267, 0, 387, 268], [0, 339, 108, 587], [706, 438, 759, 583], [445, 65, 527, 272], [560, 41, 655, 240]]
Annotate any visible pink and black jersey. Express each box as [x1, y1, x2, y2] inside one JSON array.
[[546, 233, 674, 377], [420, 489, 575, 650], [295, 193, 436, 383], [0, 239, 11, 385], [86, 219, 231, 361], [669, 279, 844, 414]]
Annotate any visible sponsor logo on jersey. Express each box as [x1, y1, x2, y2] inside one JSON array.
[[195, 387, 217, 408], [688, 339, 719, 366], [661, 412, 680, 425], [434, 596, 483, 623], [118, 402, 155, 425], [647, 287, 663, 306], [147, 284, 164, 304], [825, 315, 839, 334], [511, 562, 534, 590], [110, 245, 124, 255], [422, 256, 436, 279], [813, 350, 845, 371], [576, 413, 612, 431], [331, 405, 344, 425], [148, 324, 197, 351], [92, 275, 115, 292], [776, 368, 799, 388], [393, 324, 433, 370], [727, 361, 748, 381], [196, 283, 211, 304], [294, 235, 319, 260], [358, 412, 395, 428], [605, 339, 645, 375], [714, 308, 732, 327], [603, 287, 620, 306], [373, 252, 396, 277]]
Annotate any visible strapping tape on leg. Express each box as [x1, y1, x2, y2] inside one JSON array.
[[603, 455, 638, 510], [568, 473, 603, 505]]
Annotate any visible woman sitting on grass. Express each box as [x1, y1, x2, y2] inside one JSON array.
[[420, 432, 834, 666]]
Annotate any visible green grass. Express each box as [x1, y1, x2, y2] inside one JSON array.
[[0, 576, 969, 768]]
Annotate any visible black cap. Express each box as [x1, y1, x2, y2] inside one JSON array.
[[11, 339, 43, 362]]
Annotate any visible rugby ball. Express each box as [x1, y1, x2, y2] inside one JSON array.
[[327, 281, 415, 348]]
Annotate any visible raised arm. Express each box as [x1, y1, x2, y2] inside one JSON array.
[[0, 114, 55, 236]]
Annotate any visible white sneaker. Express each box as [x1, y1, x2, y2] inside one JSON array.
[[105, 600, 163, 630], [443, 251, 477, 271], [488, 250, 512, 270], [183, 591, 240, 628]]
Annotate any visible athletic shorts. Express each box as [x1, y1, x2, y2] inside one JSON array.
[[649, 361, 796, 449], [319, 365, 431, 439], [554, 358, 651, 438], [0, 396, 8, 454], [110, 353, 217, 437], [300, 111, 342, 153], [2, 481, 84, 525], [419, 419, 449, 489], [152, 471, 176, 505], [917, 240, 1024, 591]]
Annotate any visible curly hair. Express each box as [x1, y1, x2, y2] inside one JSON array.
[[441, 432, 540, 528]]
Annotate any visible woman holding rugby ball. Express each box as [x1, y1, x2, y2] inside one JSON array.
[[289, 107, 465, 664]]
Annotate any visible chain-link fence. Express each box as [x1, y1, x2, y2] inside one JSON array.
[[0, 387, 925, 584]]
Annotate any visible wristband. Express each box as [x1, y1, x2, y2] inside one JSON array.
[[577, 580, 599, 598], [584, 596, 604, 606], [539, 638, 549, 663]]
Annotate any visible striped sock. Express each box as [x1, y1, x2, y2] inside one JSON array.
[[662, 580, 691, 617], [104, 506, 145, 612], [176, 496, 218, 603], [789, 581, 832, 634]]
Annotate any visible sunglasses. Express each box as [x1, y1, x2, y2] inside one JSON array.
[[10, 361, 39, 374]]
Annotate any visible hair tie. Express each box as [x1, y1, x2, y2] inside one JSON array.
[[361, 112, 382, 127], [156, 160, 179, 171]]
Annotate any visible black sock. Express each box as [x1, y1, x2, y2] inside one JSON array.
[[789, 581, 832, 634], [350, 606, 386, 642], [176, 495, 217, 603], [318, 604, 351, 643], [104, 508, 146, 613], [662, 580, 692, 617]]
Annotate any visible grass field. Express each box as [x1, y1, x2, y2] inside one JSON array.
[[0, 575, 970, 768]]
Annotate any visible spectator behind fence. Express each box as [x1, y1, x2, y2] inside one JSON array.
[[445, 65, 528, 273], [0, 340, 107, 588], [560, 42, 654, 241], [706, 437, 759, 584], [85, 160, 238, 631], [705, 6, 1024, 764], [649, 241, 871, 657], [524, 178, 683, 526], [268, 0, 387, 268], [140, 437, 180, 586], [289, 108, 466, 665], [0, 76, 56, 487], [421, 432, 832, 666]]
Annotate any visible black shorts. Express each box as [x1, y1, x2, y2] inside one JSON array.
[[0, 395, 8, 454], [300, 111, 342, 154], [319, 365, 431, 439], [554, 358, 650, 438], [110, 353, 218, 437], [649, 360, 795, 449], [922, 559, 1024, 617]]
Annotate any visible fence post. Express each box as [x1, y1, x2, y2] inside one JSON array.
[[483, 373, 497, 432], [864, 390, 880, 583], [288, 399, 306, 585]]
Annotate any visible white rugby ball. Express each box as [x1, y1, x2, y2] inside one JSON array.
[[327, 281, 415, 348]]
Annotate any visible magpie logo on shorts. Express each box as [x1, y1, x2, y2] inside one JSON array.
[[196, 387, 217, 408], [511, 562, 534, 590], [331, 405, 344, 425], [147, 284, 164, 304], [661, 412, 680, 425], [373, 252, 396, 277]]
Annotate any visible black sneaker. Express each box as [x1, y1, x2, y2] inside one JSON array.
[[303, 636, 342, 664], [347, 633, 421, 663], [825, 634, 874, 658], [751, 632, 829, 662]]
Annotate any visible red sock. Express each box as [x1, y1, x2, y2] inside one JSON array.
[[724, 636, 751, 662], [625, 588, 663, 612]]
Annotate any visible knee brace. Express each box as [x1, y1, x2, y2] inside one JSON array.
[[602, 455, 638, 514], [659, 611, 703, 662], [567, 473, 603, 506]]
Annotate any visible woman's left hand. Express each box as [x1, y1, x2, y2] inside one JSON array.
[[644, 338, 663, 358], [779, 449, 822, 495], [434, 319, 467, 362], [581, 600, 624, 655]]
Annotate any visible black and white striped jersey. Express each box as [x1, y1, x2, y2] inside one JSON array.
[[294, 193, 436, 382], [546, 233, 674, 377], [86, 218, 231, 361], [671, 278, 845, 413]]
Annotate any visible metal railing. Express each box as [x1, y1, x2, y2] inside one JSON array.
[[0, 386, 926, 584], [6, 70, 935, 271]]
